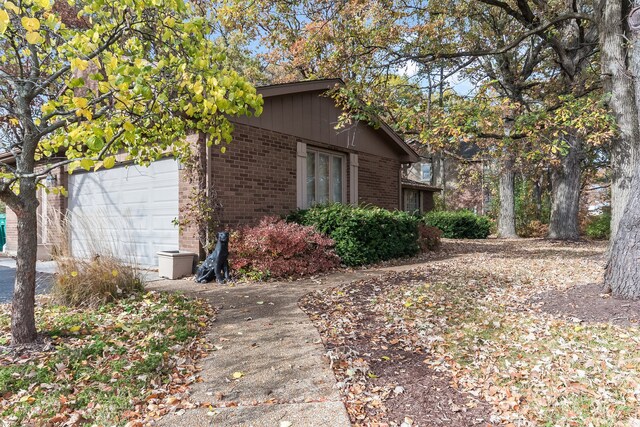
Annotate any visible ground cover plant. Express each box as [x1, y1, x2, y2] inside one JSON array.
[[300, 239, 638, 426], [0, 293, 215, 426], [230, 216, 341, 280], [288, 204, 423, 266]]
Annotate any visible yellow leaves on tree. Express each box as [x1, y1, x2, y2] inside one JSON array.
[[0, 9, 9, 34]]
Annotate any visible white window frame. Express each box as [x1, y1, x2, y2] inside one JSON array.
[[305, 148, 347, 208]]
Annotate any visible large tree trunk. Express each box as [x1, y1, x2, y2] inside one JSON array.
[[11, 179, 39, 344], [548, 136, 582, 240], [604, 0, 640, 298], [604, 162, 640, 297], [497, 154, 517, 238], [600, 0, 640, 239]]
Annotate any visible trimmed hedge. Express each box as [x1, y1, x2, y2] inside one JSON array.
[[423, 210, 492, 239], [287, 204, 424, 266]]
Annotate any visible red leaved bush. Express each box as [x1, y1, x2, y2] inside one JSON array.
[[418, 224, 442, 252], [230, 217, 341, 279]]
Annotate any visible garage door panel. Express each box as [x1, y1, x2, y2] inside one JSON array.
[[68, 159, 180, 267]]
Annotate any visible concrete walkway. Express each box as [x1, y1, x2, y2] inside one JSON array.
[[147, 269, 393, 427]]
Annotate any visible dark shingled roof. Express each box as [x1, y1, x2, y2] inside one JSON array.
[[401, 178, 442, 192]]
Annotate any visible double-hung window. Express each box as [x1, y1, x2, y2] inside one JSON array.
[[306, 149, 346, 207]]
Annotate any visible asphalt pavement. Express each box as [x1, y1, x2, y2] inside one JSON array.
[[0, 259, 56, 304]]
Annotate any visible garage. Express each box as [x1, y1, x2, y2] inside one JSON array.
[[67, 158, 180, 267]]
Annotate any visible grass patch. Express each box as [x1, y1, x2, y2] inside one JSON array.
[[0, 292, 214, 426]]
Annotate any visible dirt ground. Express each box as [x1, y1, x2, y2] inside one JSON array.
[[300, 238, 638, 427]]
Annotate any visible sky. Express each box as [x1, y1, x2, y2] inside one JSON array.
[[399, 59, 477, 96]]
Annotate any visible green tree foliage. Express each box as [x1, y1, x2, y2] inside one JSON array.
[[0, 0, 263, 343]]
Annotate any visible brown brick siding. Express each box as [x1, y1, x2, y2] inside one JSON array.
[[422, 191, 435, 212], [5, 208, 17, 253], [4, 168, 67, 259], [358, 152, 401, 210], [210, 123, 298, 228], [178, 167, 201, 254], [176, 123, 404, 239]]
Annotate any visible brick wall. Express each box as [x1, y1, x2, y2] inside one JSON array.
[[422, 191, 436, 212], [4, 167, 67, 259], [5, 208, 17, 253], [178, 168, 201, 255], [210, 123, 298, 228], [358, 152, 401, 210], [177, 122, 405, 253]]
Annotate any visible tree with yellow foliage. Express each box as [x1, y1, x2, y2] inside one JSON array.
[[0, 0, 262, 343]]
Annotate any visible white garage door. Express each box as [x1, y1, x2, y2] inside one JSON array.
[[68, 159, 180, 267]]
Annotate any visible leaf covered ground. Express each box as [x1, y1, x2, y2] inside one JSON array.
[[0, 292, 216, 426], [300, 239, 640, 427]]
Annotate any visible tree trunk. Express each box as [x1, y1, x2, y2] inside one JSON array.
[[11, 179, 39, 344], [548, 136, 582, 240], [497, 155, 517, 238], [604, 162, 640, 297], [600, 0, 640, 238], [604, 0, 640, 298]]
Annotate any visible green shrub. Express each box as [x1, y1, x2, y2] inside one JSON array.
[[287, 204, 423, 266], [423, 210, 492, 239], [585, 212, 611, 240]]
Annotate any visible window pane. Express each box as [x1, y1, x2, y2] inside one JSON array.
[[332, 156, 343, 203], [307, 153, 315, 207], [421, 163, 431, 182], [317, 153, 330, 204], [405, 190, 420, 212]]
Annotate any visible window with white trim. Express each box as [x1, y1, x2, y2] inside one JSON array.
[[306, 149, 346, 207]]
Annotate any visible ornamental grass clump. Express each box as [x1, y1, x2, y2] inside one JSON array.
[[231, 216, 341, 279], [54, 256, 144, 307], [49, 212, 144, 307]]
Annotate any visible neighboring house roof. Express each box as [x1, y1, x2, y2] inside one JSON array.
[[257, 79, 419, 163], [407, 140, 483, 163], [401, 178, 442, 192]]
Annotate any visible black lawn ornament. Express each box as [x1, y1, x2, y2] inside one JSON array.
[[195, 231, 230, 284]]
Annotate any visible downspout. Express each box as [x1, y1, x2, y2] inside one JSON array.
[[204, 135, 213, 256], [399, 167, 403, 210]]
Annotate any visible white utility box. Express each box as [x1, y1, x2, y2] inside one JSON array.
[[157, 251, 197, 280]]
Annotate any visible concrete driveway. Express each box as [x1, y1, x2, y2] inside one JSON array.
[[0, 259, 56, 303]]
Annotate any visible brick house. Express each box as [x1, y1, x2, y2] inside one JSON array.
[[5, 79, 440, 266]]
